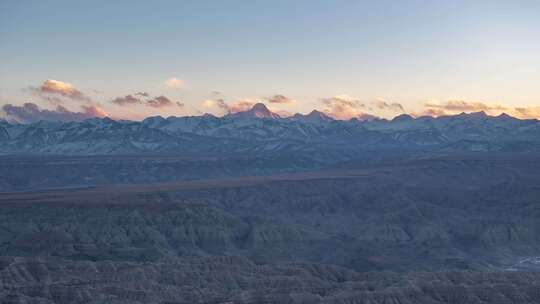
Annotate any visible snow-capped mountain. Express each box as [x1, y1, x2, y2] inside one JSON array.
[[290, 110, 334, 124], [225, 103, 281, 119], [0, 104, 539, 155]]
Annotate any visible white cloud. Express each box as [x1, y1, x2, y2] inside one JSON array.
[[164, 77, 184, 88]]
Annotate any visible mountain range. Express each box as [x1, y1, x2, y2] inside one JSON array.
[[1, 103, 539, 155], [2, 103, 540, 303]]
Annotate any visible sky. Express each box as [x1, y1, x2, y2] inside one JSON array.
[[1, 0, 539, 122]]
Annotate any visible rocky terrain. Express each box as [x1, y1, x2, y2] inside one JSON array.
[[1, 107, 540, 303], [1, 153, 540, 303]]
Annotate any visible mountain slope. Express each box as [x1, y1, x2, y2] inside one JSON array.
[[290, 110, 334, 124], [1, 104, 539, 155]]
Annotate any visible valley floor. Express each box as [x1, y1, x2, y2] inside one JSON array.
[[1, 153, 540, 303]]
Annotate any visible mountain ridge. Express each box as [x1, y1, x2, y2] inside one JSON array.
[[0, 103, 539, 155]]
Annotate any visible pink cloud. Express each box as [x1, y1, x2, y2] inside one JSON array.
[[2, 102, 107, 123], [25, 79, 91, 102]]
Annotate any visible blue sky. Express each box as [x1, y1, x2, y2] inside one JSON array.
[[1, 0, 539, 120]]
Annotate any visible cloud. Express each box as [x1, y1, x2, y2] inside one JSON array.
[[111, 94, 142, 105], [147, 95, 182, 108], [421, 99, 524, 118], [25, 79, 91, 102], [81, 105, 108, 117], [2, 102, 107, 123], [373, 98, 404, 112], [228, 99, 256, 113], [267, 94, 294, 104], [420, 99, 540, 119], [424, 100, 508, 115], [164, 77, 184, 89], [320, 95, 404, 119], [200, 98, 256, 114], [214, 99, 229, 111], [419, 108, 448, 117], [202, 99, 216, 108], [321, 95, 372, 120], [111, 93, 182, 108], [513, 106, 540, 119], [203, 98, 230, 111]]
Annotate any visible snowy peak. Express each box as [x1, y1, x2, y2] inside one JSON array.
[[1, 109, 539, 155], [292, 110, 334, 124], [227, 103, 281, 119]]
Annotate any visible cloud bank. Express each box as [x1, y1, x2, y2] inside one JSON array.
[[424, 100, 507, 114], [201, 98, 257, 114], [321, 95, 370, 120], [514, 107, 540, 119], [421, 100, 540, 119], [111, 94, 183, 108], [2, 102, 107, 123], [11, 80, 540, 121]]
